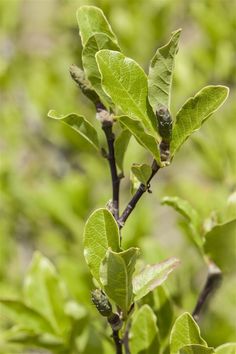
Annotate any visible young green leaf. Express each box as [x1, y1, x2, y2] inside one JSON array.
[[148, 29, 181, 112], [179, 345, 215, 354], [96, 50, 157, 135], [82, 33, 120, 105], [83, 208, 120, 284], [133, 257, 179, 301], [162, 196, 203, 250], [100, 247, 139, 317], [170, 312, 207, 354], [130, 304, 160, 354], [131, 164, 152, 185], [0, 300, 54, 334], [171, 86, 229, 157], [216, 343, 236, 353], [204, 219, 236, 273], [114, 129, 131, 172], [117, 115, 161, 164], [77, 6, 118, 46], [48, 110, 99, 150], [153, 286, 174, 340], [23, 252, 68, 335]]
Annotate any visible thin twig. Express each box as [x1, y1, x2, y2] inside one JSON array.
[[108, 313, 123, 354], [123, 321, 131, 354], [112, 330, 123, 354], [118, 160, 160, 228], [102, 121, 120, 221], [192, 261, 222, 321]]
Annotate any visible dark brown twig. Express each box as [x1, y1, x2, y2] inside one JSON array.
[[192, 261, 222, 321], [118, 160, 160, 228]]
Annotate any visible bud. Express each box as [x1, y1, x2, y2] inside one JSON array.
[[91, 289, 113, 317], [69, 64, 100, 104], [156, 105, 172, 143]]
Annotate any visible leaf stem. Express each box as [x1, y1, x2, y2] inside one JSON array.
[[102, 121, 121, 221], [118, 160, 160, 228], [192, 261, 222, 321]]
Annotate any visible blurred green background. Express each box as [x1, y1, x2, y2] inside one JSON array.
[[0, 0, 235, 350]]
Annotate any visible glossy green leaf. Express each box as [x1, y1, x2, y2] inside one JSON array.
[[82, 33, 120, 105], [77, 6, 118, 46], [48, 110, 99, 150], [133, 257, 179, 301], [130, 304, 160, 354], [216, 343, 236, 353], [114, 129, 131, 172], [83, 208, 120, 283], [162, 196, 203, 250], [0, 300, 54, 334], [171, 86, 229, 157], [131, 164, 152, 185], [179, 345, 215, 354], [117, 116, 161, 164], [148, 29, 181, 112], [170, 312, 207, 354], [100, 247, 139, 317], [23, 252, 68, 335], [96, 50, 157, 134], [204, 219, 236, 272]]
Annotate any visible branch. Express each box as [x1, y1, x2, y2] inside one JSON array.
[[102, 121, 121, 221], [108, 314, 123, 354], [192, 261, 222, 321], [118, 160, 160, 228]]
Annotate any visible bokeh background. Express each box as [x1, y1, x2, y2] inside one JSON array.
[[0, 0, 236, 351]]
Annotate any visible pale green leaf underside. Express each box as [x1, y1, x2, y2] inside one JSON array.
[[23, 252, 67, 335], [77, 6, 118, 46], [48, 110, 99, 150], [130, 305, 160, 354], [179, 345, 215, 354], [0, 300, 54, 334], [100, 247, 139, 316], [131, 164, 152, 185], [171, 85, 229, 157], [204, 219, 236, 273], [148, 29, 181, 112], [133, 257, 179, 301], [162, 196, 203, 250], [96, 50, 157, 135], [117, 116, 161, 164], [216, 343, 236, 353], [83, 208, 120, 284], [114, 129, 131, 172], [170, 312, 207, 354], [82, 33, 120, 105]]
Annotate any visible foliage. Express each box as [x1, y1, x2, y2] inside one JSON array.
[[0, 0, 236, 353]]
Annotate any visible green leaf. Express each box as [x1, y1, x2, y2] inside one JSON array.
[[179, 345, 215, 354], [0, 300, 54, 334], [153, 286, 174, 340], [170, 312, 207, 354], [96, 50, 157, 135], [114, 129, 131, 172], [133, 257, 179, 301], [100, 247, 139, 317], [117, 116, 161, 164], [77, 6, 118, 46], [216, 343, 236, 353], [161, 196, 203, 250], [83, 208, 120, 283], [48, 110, 99, 150], [148, 29, 181, 112], [171, 86, 229, 157], [82, 33, 120, 105], [204, 219, 236, 272], [131, 164, 152, 185], [130, 304, 160, 354], [23, 252, 68, 335]]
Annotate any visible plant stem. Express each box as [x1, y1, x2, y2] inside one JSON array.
[[102, 121, 120, 221], [112, 330, 123, 354], [118, 160, 160, 228], [192, 261, 222, 321]]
